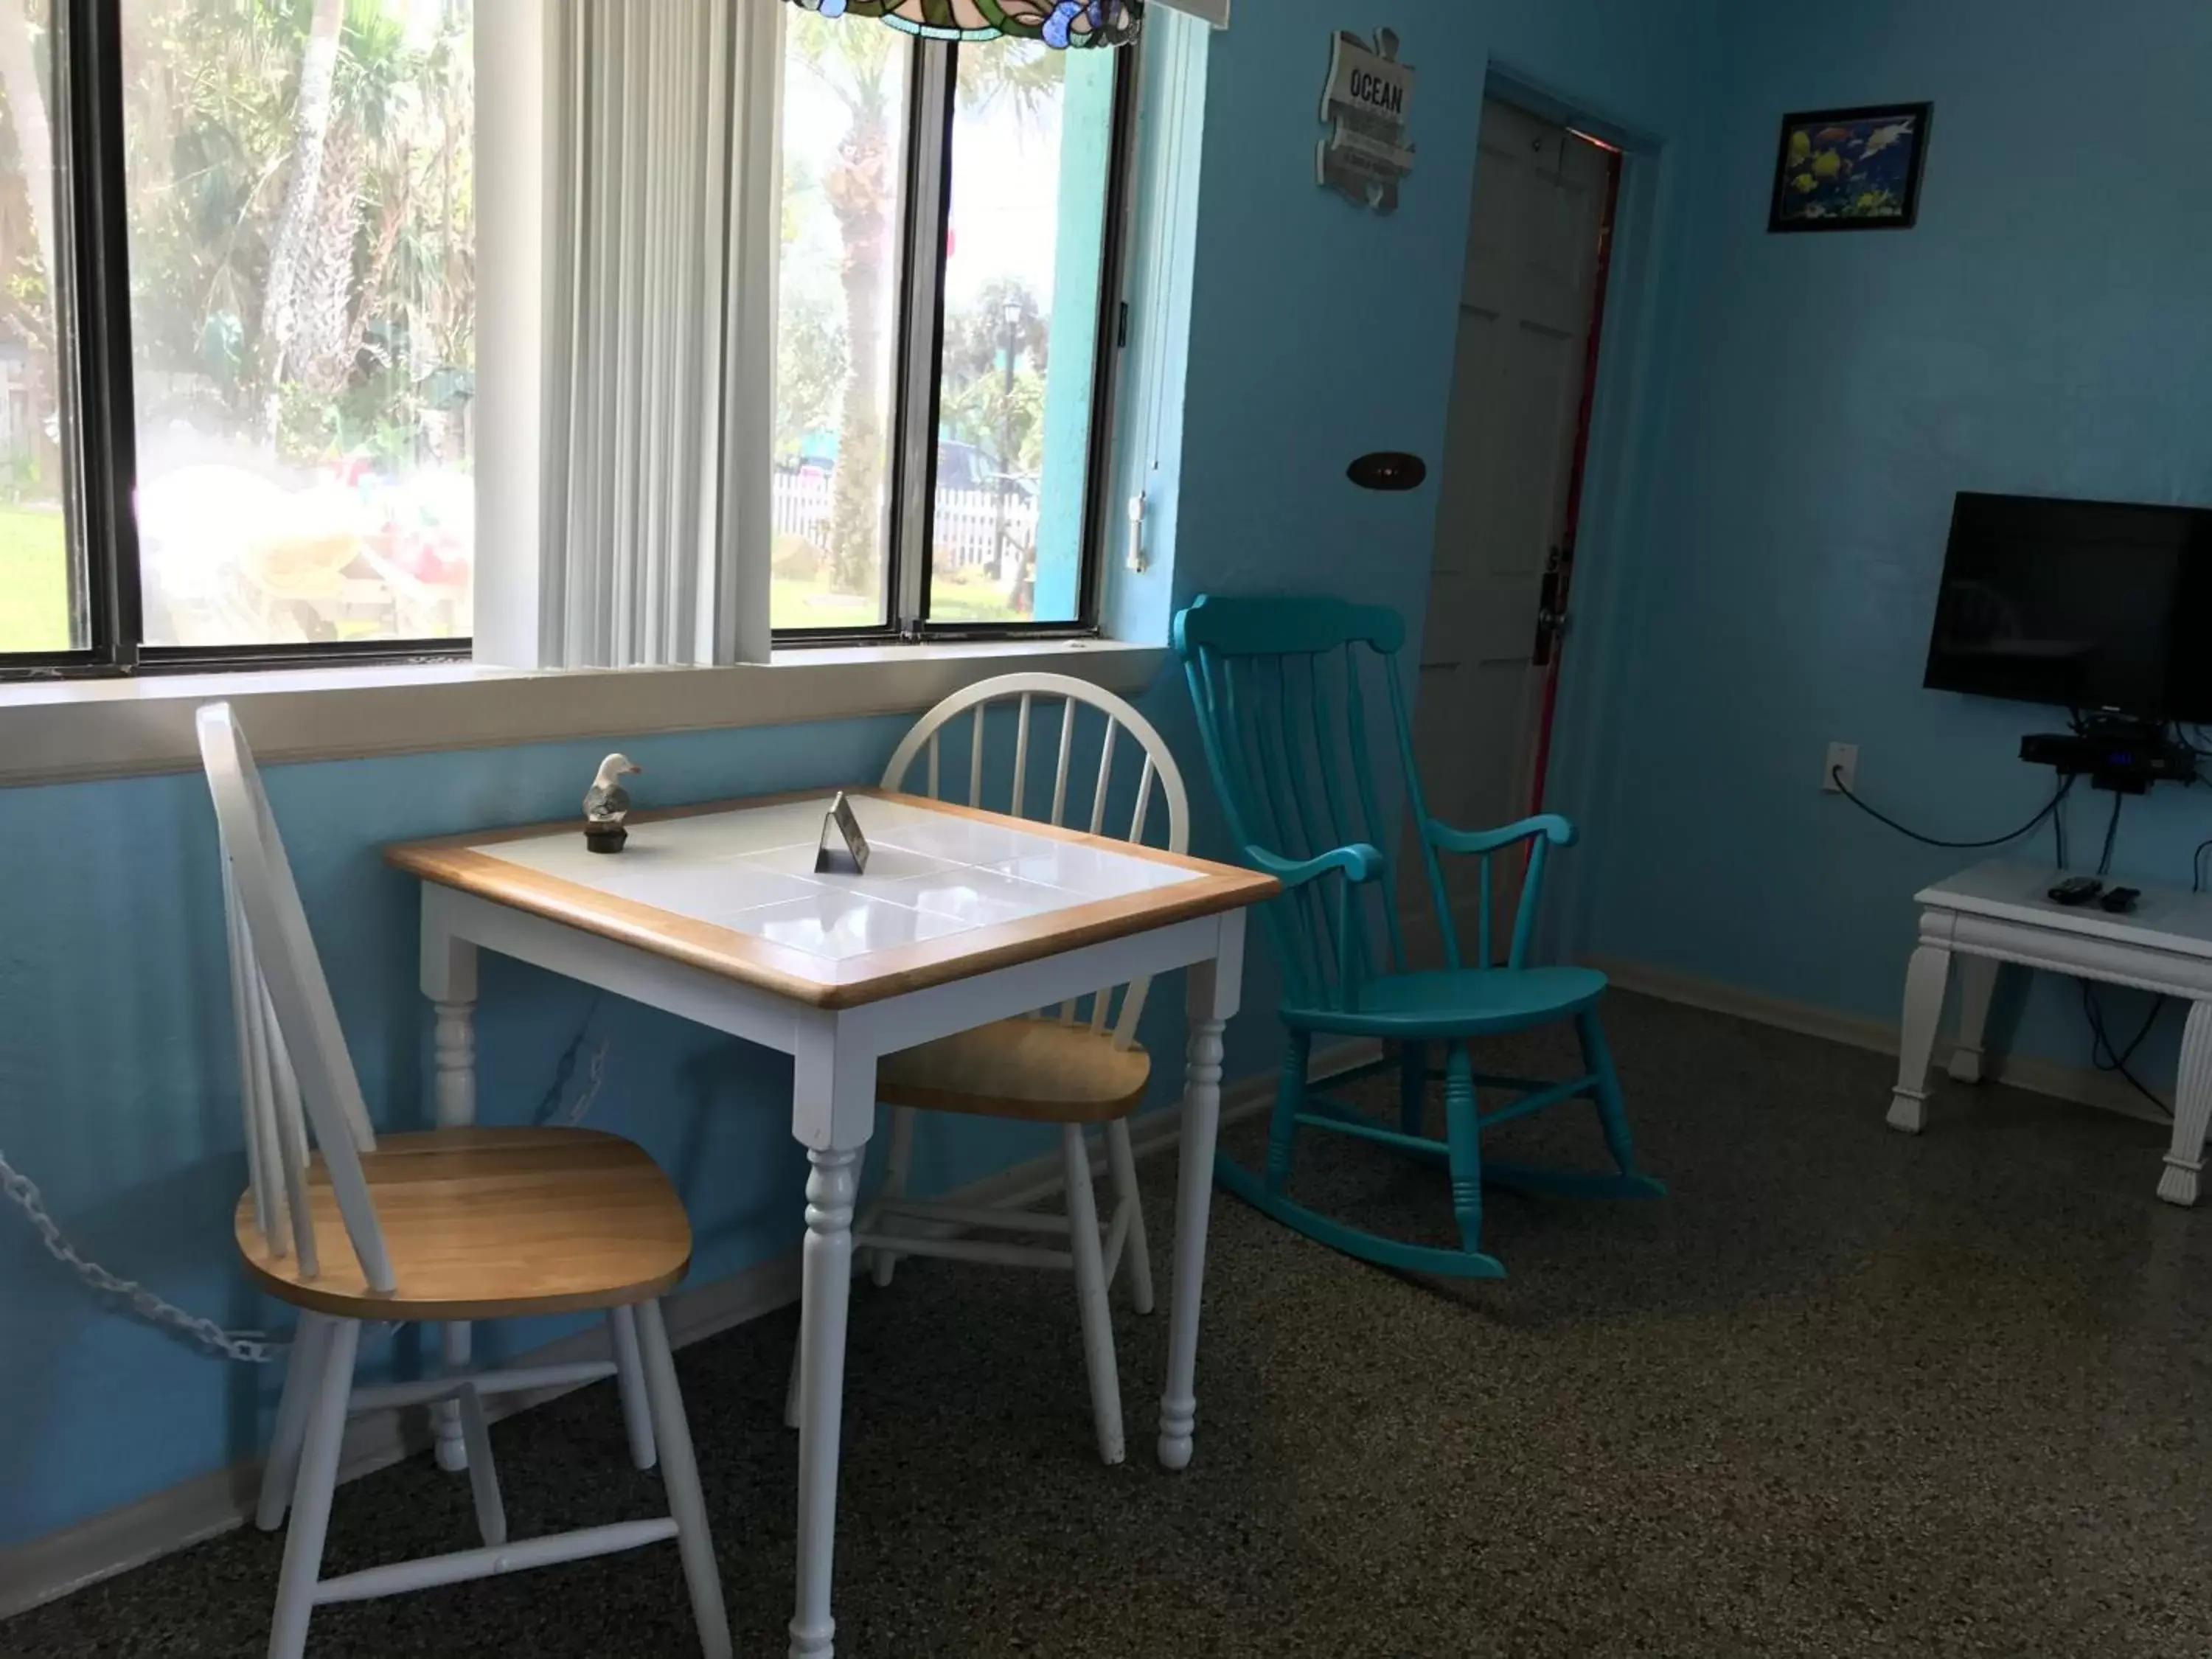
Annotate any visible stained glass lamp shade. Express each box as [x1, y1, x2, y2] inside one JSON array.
[[790, 0, 1141, 49]]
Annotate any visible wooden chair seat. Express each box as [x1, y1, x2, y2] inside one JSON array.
[[234, 1127, 692, 1321], [877, 1018, 1151, 1123]]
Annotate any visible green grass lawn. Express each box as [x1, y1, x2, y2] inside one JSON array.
[[770, 571, 1031, 630], [771, 576, 884, 631], [768, 560, 1030, 631], [0, 524, 1027, 650], [0, 506, 71, 653]]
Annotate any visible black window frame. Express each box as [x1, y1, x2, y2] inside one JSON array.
[[4, 0, 480, 681], [2, 5, 1137, 681], [771, 29, 1138, 650]]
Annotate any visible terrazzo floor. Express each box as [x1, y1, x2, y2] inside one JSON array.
[[12, 991, 2212, 1657]]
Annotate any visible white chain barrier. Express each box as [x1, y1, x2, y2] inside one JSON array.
[[2, 1030, 611, 1363], [0, 1152, 285, 1363]]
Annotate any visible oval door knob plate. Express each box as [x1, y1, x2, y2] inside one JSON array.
[[1347, 451, 1427, 492]]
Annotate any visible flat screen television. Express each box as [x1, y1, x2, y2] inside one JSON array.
[[1922, 490, 2212, 724]]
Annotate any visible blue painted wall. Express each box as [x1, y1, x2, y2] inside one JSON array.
[[1579, 0, 2212, 1077], [1032, 49, 1119, 623], [1171, 0, 1700, 639], [0, 723, 890, 1541], [3, 0, 1731, 1550], [1149, 0, 1726, 1039]]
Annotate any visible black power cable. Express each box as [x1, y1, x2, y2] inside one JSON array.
[[2096, 790, 2125, 877], [1830, 768, 2076, 851], [1832, 767, 2170, 1105], [2081, 982, 2171, 1117], [1830, 749, 2212, 1119]]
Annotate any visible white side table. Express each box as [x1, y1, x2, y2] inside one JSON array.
[[1888, 857, 2212, 1205]]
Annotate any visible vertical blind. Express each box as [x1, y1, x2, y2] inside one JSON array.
[[523, 0, 1225, 669], [539, 0, 780, 667]]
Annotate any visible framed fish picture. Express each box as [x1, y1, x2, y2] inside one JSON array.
[[1768, 103, 1931, 232]]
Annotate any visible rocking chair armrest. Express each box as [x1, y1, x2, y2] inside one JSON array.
[[1422, 813, 1579, 858], [1245, 843, 1386, 890]]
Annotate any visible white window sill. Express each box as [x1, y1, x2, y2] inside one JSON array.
[[0, 638, 1166, 787]]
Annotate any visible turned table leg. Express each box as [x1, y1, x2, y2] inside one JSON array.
[[1159, 912, 1244, 1472], [787, 1025, 875, 1659], [425, 924, 478, 1472]]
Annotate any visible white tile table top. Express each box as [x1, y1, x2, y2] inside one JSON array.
[[387, 788, 1278, 1008]]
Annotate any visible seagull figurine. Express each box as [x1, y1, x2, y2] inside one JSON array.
[[582, 754, 641, 853]]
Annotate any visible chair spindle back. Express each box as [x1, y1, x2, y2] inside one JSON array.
[[198, 703, 390, 1292], [881, 674, 1187, 1050], [1177, 593, 1527, 1009]]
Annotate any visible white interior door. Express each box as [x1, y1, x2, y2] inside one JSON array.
[[1402, 99, 1613, 966]]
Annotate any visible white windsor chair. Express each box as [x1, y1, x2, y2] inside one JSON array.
[[785, 672, 1189, 1466], [199, 702, 731, 1659]]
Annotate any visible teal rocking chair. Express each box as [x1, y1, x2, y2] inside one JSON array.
[[1174, 594, 1664, 1278]]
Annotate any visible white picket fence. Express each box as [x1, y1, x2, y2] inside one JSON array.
[[773, 471, 1038, 570]]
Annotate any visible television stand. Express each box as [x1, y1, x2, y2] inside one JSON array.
[[1888, 857, 2212, 1204], [2019, 716, 2196, 794]]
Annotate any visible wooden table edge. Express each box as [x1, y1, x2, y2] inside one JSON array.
[[386, 792, 1279, 1011], [387, 786, 1232, 877]]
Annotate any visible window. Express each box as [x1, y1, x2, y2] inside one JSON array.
[[772, 13, 1130, 639], [0, 0, 473, 674], [0, 4, 1124, 676], [0, 3, 71, 653]]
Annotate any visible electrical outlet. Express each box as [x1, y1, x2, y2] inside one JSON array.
[[1824, 742, 1860, 795]]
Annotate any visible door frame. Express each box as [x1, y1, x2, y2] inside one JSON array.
[[1406, 94, 1621, 967], [1470, 66, 1677, 962], [1526, 133, 1623, 815]]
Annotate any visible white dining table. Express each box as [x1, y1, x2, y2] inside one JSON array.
[[386, 786, 1275, 1658]]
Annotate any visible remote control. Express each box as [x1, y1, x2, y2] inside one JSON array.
[[2048, 876, 2104, 906], [2100, 886, 2141, 914]]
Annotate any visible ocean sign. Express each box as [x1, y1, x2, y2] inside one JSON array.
[[1319, 28, 1416, 214]]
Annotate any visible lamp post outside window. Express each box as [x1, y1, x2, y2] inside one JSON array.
[[994, 297, 1023, 583]]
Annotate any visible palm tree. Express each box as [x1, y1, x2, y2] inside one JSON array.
[[953, 32, 1063, 113], [257, 0, 346, 434], [295, 0, 445, 397], [0, 0, 59, 495], [790, 14, 900, 597], [787, 17, 1060, 597], [0, 0, 54, 304]]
